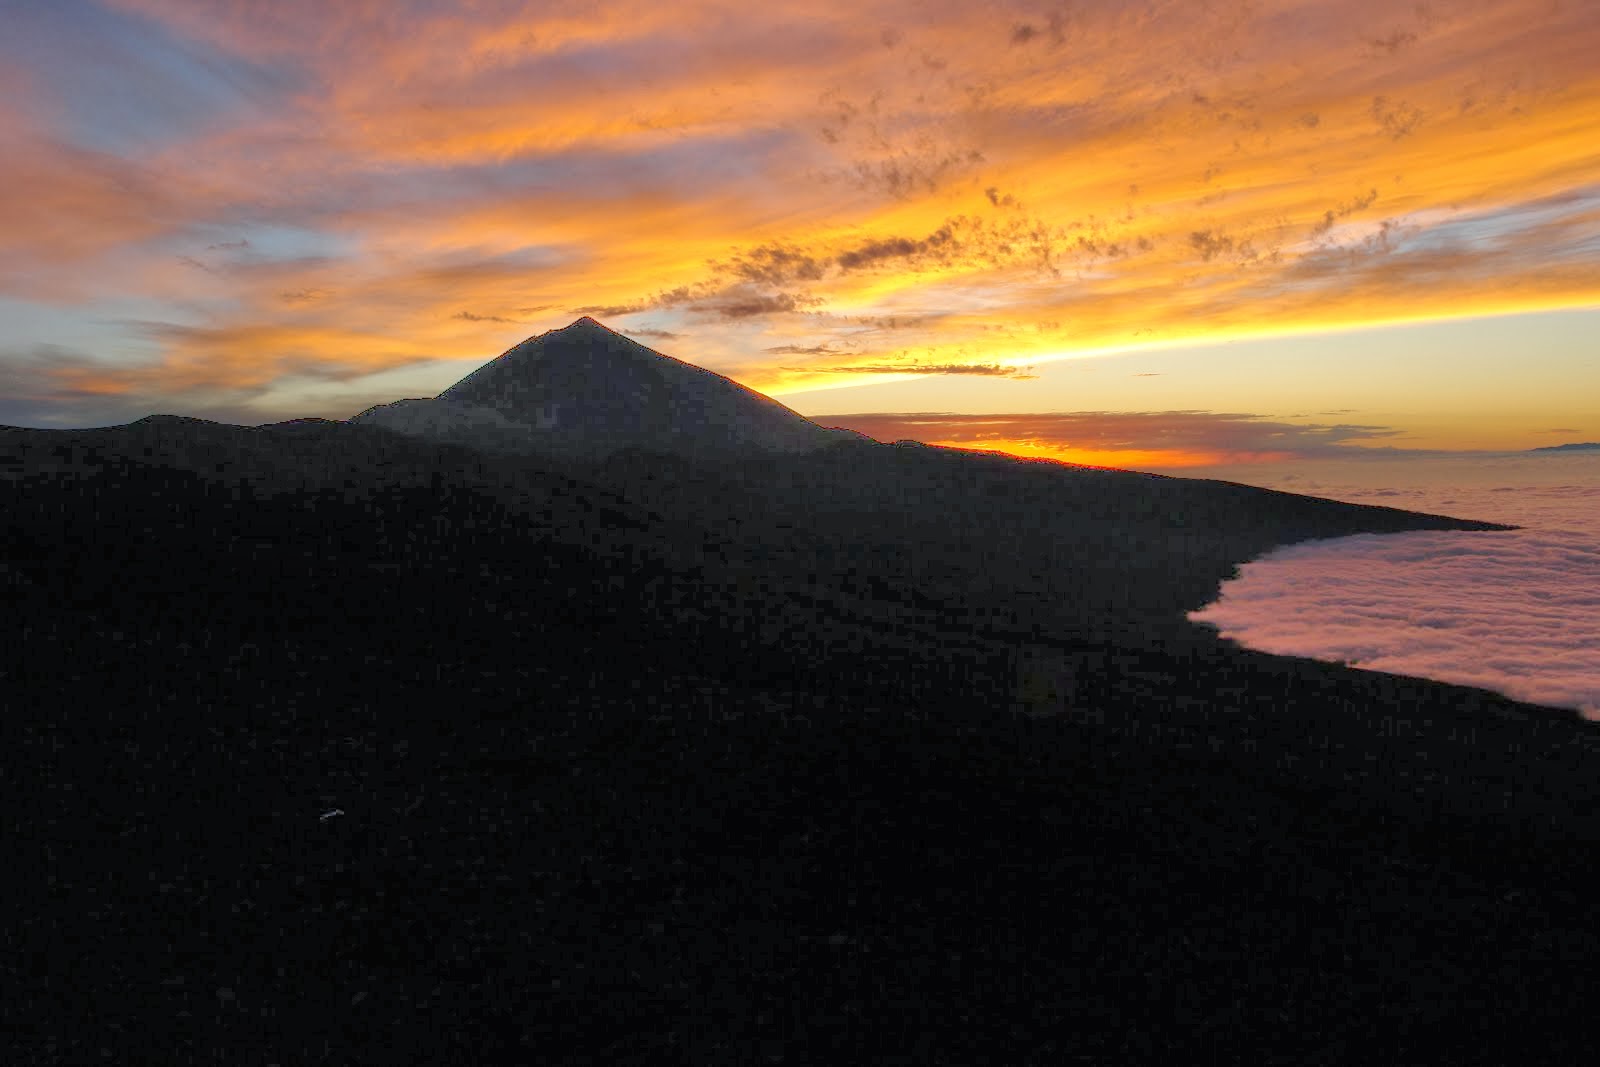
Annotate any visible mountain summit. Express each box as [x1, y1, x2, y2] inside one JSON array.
[[349, 317, 865, 461]]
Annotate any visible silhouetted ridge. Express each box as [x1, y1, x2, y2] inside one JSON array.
[[1529, 441, 1600, 452]]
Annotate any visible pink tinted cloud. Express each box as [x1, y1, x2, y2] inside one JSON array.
[[1190, 482, 1600, 718], [0, 131, 194, 299]]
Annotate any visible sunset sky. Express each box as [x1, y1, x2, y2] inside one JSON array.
[[3, 0, 1597, 468]]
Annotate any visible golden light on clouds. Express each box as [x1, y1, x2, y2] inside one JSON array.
[[809, 411, 1391, 469], [1, 0, 1596, 451], [926, 441, 1242, 470]]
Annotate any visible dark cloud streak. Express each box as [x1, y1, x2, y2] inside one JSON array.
[[836, 225, 956, 270], [453, 311, 523, 323], [784, 363, 1035, 378]]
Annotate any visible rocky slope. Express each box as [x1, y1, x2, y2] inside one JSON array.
[[350, 317, 868, 461]]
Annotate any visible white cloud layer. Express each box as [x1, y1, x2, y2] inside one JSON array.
[[1189, 455, 1600, 718]]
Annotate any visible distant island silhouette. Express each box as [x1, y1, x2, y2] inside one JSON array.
[[4, 318, 1598, 1064], [1529, 441, 1600, 452]]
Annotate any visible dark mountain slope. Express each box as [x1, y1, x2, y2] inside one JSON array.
[[4, 419, 1599, 1065], [350, 317, 865, 461], [570, 437, 1512, 644]]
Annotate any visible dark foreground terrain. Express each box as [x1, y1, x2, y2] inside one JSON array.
[[4, 418, 1598, 1064]]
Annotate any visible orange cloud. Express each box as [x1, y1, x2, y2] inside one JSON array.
[[43, 322, 446, 402], [809, 411, 1410, 469], [920, 440, 1242, 470], [0, 134, 199, 302], [0, 1, 1595, 427]]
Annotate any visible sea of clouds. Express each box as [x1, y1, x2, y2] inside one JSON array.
[[1187, 452, 1600, 718]]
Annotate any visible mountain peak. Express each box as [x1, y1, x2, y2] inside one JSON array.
[[350, 318, 864, 461]]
